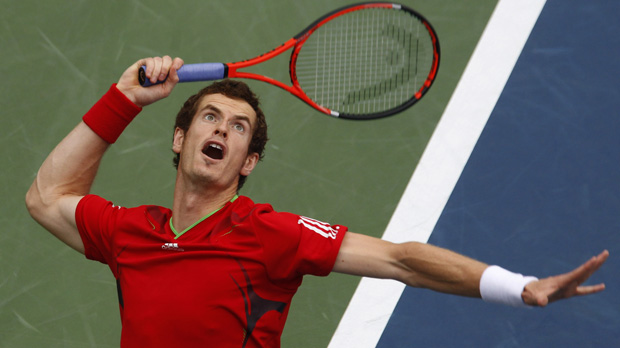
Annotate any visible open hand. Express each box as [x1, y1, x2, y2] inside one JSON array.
[[522, 250, 609, 307]]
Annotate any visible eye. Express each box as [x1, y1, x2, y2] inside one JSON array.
[[232, 123, 245, 133], [204, 113, 216, 122]]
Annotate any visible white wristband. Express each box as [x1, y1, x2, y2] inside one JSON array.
[[479, 265, 538, 307]]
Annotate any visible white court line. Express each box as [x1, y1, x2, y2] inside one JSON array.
[[327, 1, 547, 347]]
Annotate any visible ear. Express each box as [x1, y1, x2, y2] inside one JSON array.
[[172, 127, 184, 154], [240, 152, 260, 176]]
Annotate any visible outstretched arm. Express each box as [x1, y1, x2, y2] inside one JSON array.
[[333, 232, 608, 306], [25, 56, 183, 253], [333, 232, 487, 297]]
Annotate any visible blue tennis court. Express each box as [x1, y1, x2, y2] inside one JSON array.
[[374, 0, 620, 346]]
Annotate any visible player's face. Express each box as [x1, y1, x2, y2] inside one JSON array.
[[172, 93, 259, 190]]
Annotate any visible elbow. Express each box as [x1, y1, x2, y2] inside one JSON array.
[[25, 182, 42, 219], [25, 180, 50, 222]]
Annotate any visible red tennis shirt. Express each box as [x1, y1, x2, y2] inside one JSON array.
[[76, 194, 347, 347]]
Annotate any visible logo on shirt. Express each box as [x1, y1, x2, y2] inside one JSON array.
[[297, 216, 339, 239], [162, 243, 184, 252]]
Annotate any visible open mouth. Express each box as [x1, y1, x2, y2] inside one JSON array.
[[202, 143, 224, 160]]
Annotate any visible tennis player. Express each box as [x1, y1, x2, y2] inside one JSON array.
[[26, 56, 608, 348]]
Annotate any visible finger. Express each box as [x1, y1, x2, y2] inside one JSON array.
[[579, 251, 608, 281], [583, 250, 609, 280], [159, 55, 173, 81], [142, 57, 155, 81], [563, 250, 609, 285], [172, 57, 184, 70], [575, 283, 606, 296], [596, 249, 610, 264], [151, 57, 164, 83], [165, 57, 184, 86]]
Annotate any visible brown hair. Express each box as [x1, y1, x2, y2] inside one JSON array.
[[173, 79, 268, 190]]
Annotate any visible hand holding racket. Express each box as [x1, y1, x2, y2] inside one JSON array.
[[139, 2, 440, 120]]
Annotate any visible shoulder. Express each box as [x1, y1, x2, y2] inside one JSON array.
[[228, 197, 302, 239], [231, 195, 277, 218], [78, 194, 171, 226], [233, 195, 270, 209], [234, 196, 347, 242]]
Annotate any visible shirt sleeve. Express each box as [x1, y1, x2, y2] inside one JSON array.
[[245, 205, 347, 281], [75, 194, 124, 266]]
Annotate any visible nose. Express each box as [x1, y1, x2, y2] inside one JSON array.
[[214, 123, 227, 138]]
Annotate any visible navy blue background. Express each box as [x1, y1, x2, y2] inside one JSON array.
[[378, 1, 620, 346]]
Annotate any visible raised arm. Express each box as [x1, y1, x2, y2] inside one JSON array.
[[333, 232, 608, 306], [25, 56, 183, 253]]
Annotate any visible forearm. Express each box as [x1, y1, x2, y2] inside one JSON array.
[[334, 233, 487, 297], [30, 55, 180, 200], [391, 242, 539, 305], [26, 82, 142, 251], [28, 83, 142, 207], [394, 242, 488, 298]]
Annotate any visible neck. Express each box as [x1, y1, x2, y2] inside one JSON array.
[[171, 173, 238, 233]]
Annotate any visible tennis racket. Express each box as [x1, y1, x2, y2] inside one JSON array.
[[139, 2, 439, 120]]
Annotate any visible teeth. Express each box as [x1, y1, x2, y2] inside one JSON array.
[[210, 144, 222, 150]]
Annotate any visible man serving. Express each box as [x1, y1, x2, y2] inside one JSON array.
[[26, 56, 608, 348]]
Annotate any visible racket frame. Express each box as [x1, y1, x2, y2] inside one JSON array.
[[142, 2, 440, 120]]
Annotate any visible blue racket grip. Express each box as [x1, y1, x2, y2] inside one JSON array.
[[139, 63, 227, 87]]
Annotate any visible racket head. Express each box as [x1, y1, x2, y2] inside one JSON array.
[[289, 2, 440, 120]]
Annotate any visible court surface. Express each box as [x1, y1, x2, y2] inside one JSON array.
[[1, 0, 618, 347]]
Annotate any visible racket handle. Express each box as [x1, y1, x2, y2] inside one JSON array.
[[139, 63, 227, 87]]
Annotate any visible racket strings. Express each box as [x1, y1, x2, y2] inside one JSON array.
[[343, 24, 413, 103], [295, 7, 435, 116]]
